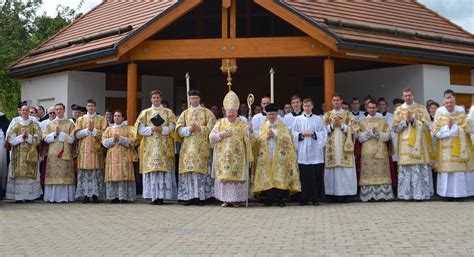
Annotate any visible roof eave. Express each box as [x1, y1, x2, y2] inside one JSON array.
[[8, 47, 117, 78], [338, 40, 474, 65]]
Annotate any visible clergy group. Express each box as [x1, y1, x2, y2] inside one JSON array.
[[1, 87, 474, 207]]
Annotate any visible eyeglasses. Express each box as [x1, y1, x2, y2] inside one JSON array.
[[48, 112, 56, 115]]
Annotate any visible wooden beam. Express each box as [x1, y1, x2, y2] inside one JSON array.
[[117, 0, 203, 57], [254, 0, 339, 51], [130, 37, 331, 60], [221, 3, 228, 38], [127, 63, 138, 125], [230, 0, 236, 39], [324, 58, 335, 112]]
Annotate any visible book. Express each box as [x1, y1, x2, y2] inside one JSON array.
[[150, 113, 165, 126]]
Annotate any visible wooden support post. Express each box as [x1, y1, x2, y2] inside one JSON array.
[[324, 58, 335, 112], [230, 0, 236, 38], [127, 62, 138, 125]]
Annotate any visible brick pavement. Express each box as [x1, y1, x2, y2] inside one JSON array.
[[1, 199, 473, 256]]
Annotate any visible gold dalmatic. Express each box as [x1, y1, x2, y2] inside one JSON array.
[[176, 107, 216, 174], [73, 115, 108, 170], [43, 119, 76, 185], [8, 121, 41, 179], [358, 117, 392, 186], [211, 118, 252, 182], [392, 103, 432, 165], [432, 111, 473, 172], [323, 110, 359, 168], [252, 120, 301, 195], [134, 107, 176, 173], [102, 125, 137, 182]]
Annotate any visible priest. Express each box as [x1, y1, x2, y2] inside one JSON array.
[[433, 95, 474, 200], [357, 100, 394, 202], [323, 94, 359, 203], [176, 89, 216, 206], [102, 110, 137, 203], [252, 103, 300, 207], [392, 88, 433, 200], [135, 90, 177, 205]]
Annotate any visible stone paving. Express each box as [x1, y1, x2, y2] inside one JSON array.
[[0, 198, 473, 256]]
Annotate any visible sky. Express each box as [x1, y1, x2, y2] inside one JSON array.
[[38, 0, 474, 34]]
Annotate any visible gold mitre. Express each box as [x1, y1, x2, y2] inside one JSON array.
[[223, 90, 240, 110]]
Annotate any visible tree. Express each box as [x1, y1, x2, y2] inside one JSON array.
[[0, 0, 82, 119]]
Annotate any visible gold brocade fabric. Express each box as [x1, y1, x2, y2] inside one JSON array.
[[323, 110, 359, 168], [73, 115, 108, 170], [176, 107, 216, 174], [43, 119, 76, 185], [392, 103, 431, 165], [211, 118, 252, 182], [134, 107, 176, 174], [8, 122, 41, 179], [252, 120, 301, 195], [102, 126, 137, 182], [432, 112, 473, 172], [359, 117, 392, 186]]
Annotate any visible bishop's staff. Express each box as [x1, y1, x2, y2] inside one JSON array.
[[246, 93, 255, 208]]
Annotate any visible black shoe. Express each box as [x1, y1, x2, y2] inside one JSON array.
[[299, 201, 307, 206], [278, 202, 286, 207], [312, 201, 320, 206], [263, 202, 273, 207], [82, 196, 90, 203], [339, 198, 349, 203], [92, 195, 99, 203], [111, 198, 120, 204], [120, 200, 129, 203], [455, 198, 465, 202], [151, 199, 164, 205], [183, 200, 193, 206], [197, 200, 205, 206]]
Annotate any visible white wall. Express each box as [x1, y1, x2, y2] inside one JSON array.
[[141, 75, 174, 109], [336, 65, 425, 111], [21, 72, 69, 114], [421, 65, 450, 105], [21, 71, 106, 118], [68, 71, 106, 115]]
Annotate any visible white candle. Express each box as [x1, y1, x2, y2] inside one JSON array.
[[270, 68, 275, 103], [185, 73, 190, 107]]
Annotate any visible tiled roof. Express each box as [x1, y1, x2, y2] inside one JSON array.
[[10, 0, 177, 69], [283, 0, 474, 57], [9, 0, 474, 76]]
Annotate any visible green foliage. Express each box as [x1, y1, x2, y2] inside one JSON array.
[[0, 0, 82, 119]]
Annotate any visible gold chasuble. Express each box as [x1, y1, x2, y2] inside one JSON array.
[[211, 118, 252, 182], [8, 121, 41, 179], [102, 125, 137, 182], [134, 107, 176, 173], [176, 107, 216, 174], [252, 119, 301, 195], [359, 117, 392, 186], [432, 111, 472, 172], [73, 115, 108, 170], [323, 110, 359, 168], [44, 119, 76, 185], [392, 103, 432, 165]]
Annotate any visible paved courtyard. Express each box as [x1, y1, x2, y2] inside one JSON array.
[[1, 199, 473, 256]]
